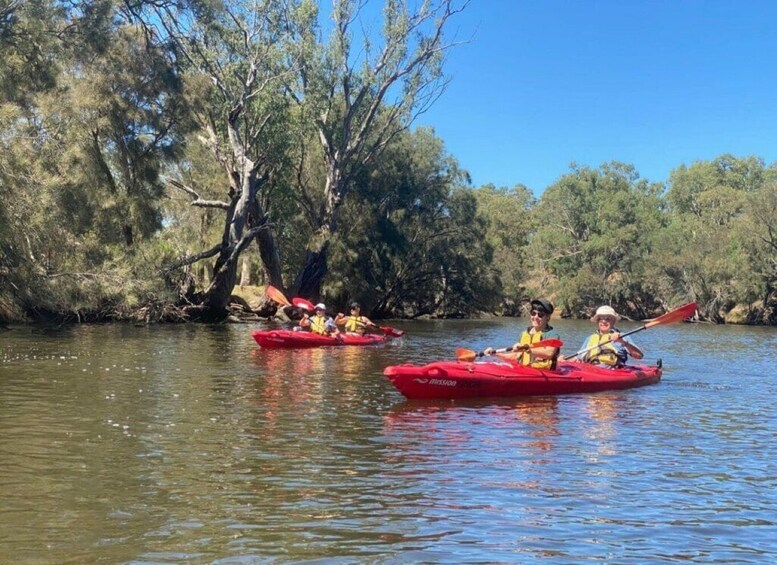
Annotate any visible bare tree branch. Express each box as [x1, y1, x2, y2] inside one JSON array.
[[166, 178, 230, 209], [163, 244, 222, 272]]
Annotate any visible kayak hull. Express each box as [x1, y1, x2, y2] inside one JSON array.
[[383, 360, 661, 399], [252, 329, 387, 348]]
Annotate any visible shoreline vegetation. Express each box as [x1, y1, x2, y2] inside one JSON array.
[[0, 285, 758, 327], [2, 2, 775, 327]]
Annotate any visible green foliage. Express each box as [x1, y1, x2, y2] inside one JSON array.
[[472, 183, 535, 312], [741, 176, 777, 322], [0, 0, 61, 104], [1, 0, 776, 325], [325, 128, 500, 317], [0, 2, 187, 320], [528, 162, 666, 317], [658, 155, 773, 321]]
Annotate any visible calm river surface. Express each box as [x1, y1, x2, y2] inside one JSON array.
[[1, 318, 776, 563]]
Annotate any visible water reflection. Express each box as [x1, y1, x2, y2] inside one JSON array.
[[1, 321, 776, 563]]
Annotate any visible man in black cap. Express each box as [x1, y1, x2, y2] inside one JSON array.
[[485, 298, 561, 369]]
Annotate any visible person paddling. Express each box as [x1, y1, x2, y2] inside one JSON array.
[[300, 303, 339, 336], [484, 298, 561, 369], [335, 302, 378, 336], [577, 305, 643, 368]]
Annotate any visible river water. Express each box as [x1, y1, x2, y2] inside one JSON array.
[[1, 318, 775, 563]]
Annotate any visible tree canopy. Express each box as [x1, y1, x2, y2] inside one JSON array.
[[1, 1, 775, 325]]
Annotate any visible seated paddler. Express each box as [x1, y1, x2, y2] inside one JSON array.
[[335, 302, 378, 335], [484, 298, 561, 369], [300, 303, 339, 336], [577, 305, 643, 368]]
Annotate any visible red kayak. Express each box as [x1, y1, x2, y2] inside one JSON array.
[[252, 329, 387, 349], [383, 360, 662, 399]]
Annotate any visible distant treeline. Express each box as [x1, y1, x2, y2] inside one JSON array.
[[1, 1, 775, 325]]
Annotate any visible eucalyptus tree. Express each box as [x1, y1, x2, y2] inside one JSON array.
[[661, 155, 773, 322], [530, 163, 665, 318], [129, 0, 297, 320], [326, 127, 500, 317], [282, 0, 469, 297], [473, 183, 535, 314], [743, 175, 777, 323]]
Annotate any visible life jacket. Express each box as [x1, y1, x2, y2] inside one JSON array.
[[310, 314, 329, 335], [518, 327, 557, 370], [345, 315, 365, 334], [582, 332, 624, 367]]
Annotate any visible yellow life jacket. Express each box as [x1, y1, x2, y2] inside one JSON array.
[[310, 314, 328, 335], [345, 315, 365, 334], [582, 332, 620, 367], [518, 328, 556, 370]]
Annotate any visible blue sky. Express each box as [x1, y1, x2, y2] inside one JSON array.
[[413, 0, 777, 194]]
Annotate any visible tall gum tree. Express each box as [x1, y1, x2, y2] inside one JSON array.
[[282, 0, 468, 297], [132, 0, 291, 320]]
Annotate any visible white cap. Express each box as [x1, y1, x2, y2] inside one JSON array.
[[314, 303, 326, 311], [591, 305, 620, 322]]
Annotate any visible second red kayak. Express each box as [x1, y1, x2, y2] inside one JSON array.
[[252, 329, 387, 348], [383, 360, 662, 399]]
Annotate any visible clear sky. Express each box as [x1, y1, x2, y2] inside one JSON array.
[[414, 0, 777, 194]]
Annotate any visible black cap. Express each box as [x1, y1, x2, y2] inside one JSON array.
[[530, 298, 554, 314], [350, 302, 360, 310]]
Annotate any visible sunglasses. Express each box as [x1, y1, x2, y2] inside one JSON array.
[[598, 316, 616, 323], [530, 310, 547, 317]]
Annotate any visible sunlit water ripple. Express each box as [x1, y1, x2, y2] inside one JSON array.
[[1, 319, 775, 563]]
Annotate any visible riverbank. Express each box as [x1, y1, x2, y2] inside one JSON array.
[[1, 285, 772, 326]]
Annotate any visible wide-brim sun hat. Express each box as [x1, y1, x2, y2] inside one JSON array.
[[592, 305, 620, 322]]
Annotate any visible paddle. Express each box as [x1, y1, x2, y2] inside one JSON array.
[[456, 338, 564, 362], [379, 326, 405, 338], [562, 301, 698, 361], [340, 319, 404, 338], [292, 297, 315, 311], [265, 285, 291, 307]]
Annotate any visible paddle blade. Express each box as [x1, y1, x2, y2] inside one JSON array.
[[380, 326, 405, 337], [265, 285, 291, 307], [455, 347, 477, 362], [645, 302, 697, 329], [292, 297, 315, 311]]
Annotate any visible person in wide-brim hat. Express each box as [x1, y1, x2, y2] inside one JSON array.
[[578, 305, 643, 368]]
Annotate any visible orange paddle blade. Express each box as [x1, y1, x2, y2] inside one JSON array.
[[265, 285, 291, 307], [645, 302, 697, 329], [455, 347, 477, 362]]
